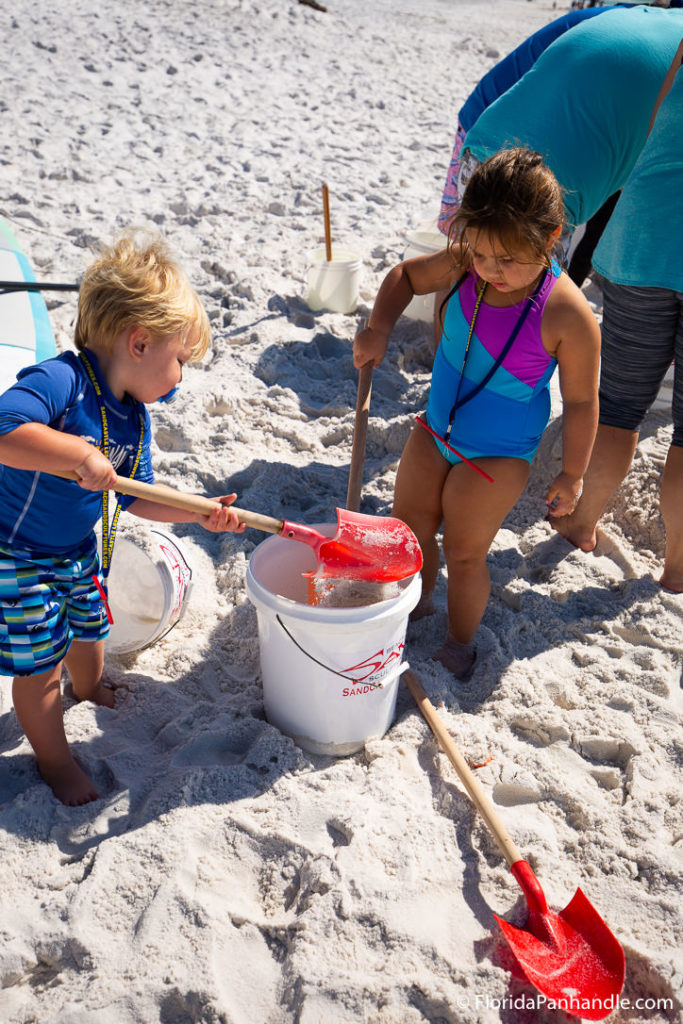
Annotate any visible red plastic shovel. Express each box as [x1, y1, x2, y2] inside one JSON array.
[[61, 472, 422, 584], [404, 670, 625, 1019]]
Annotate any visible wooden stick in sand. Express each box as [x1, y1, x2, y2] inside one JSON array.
[[322, 182, 332, 262]]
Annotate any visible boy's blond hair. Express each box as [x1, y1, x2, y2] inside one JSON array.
[[74, 227, 210, 361]]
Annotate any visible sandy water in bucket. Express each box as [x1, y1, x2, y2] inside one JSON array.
[[308, 576, 402, 608]]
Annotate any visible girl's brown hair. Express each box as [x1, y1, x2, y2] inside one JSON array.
[[74, 227, 210, 361], [448, 147, 566, 269]]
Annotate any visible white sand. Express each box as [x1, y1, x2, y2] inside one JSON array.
[[1, 1, 682, 1021]]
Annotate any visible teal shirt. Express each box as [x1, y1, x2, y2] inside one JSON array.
[[463, 7, 683, 228], [593, 65, 683, 291]]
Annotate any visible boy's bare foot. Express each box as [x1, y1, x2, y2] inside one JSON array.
[[39, 757, 100, 806], [549, 514, 597, 552], [72, 680, 116, 709], [433, 634, 477, 680]]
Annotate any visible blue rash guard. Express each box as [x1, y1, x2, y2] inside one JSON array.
[[463, 6, 683, 229], [0, 350, 153, 555], [458, 7, 619, 133]]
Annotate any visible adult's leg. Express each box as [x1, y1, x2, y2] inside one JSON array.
[[12, 664, 99, 805], [392, 423, 451, 616], [661, 303, 683, 590], [552, 424, 638, 551], [553, 281, 677, 548], [660, 445, 683, 592]]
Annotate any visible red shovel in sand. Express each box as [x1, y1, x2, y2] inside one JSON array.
[[57, 473, 422, 583], [404, 670, 625, 1018]]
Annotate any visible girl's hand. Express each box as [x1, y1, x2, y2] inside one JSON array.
[[545, 473, 583, 518], [199, 494, 246, 533], [74, 449, 118, 491], [353, 325, 389, 369]]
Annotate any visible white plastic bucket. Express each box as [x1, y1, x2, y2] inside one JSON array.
[[245, 528, 422, 756], [104, 530, 193, 654], [306, 247, 362, 314], [403, 222, 446, 322]]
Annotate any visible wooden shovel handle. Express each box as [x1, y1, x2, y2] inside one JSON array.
[[345, 360, 373, 514], [53, 470, 284, 535], [404, 670, 523, 868]]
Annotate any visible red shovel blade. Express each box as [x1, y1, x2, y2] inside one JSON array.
[[291, 508, 423, 583], [494, 862, 625, 1020]]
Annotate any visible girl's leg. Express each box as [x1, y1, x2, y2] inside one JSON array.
[[12, 664, 100, 805], [438, 456, 529, 672], [64, 638, 114, 708], [392, 424, 451, 616]]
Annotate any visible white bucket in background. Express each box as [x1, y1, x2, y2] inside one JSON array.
[[245, 528, 422, 756], [104, 530, 193, 654], [403, 221, 447, 322], [306, 247, 362, 314]]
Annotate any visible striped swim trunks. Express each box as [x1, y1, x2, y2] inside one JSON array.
[[0, 534, 109, 677], [599, 280, 683, 445]]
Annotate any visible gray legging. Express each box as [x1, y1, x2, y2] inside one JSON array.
[[599, 279, 683, 447]]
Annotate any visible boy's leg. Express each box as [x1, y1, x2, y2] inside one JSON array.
[[12, 666, 100, 805], [64, 638, 114, 708], [392, 423, 451, 616], [440, 456, 529, 646]]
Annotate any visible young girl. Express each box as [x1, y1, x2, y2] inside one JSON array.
[[354, 149, 600, 680]]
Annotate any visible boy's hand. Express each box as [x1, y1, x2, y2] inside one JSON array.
[[353, 325, 389, 369], [199, 494, 246, 533], [74, 449, 118, 491], [545, 473, 583, 518]]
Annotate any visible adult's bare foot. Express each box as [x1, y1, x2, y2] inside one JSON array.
[[39, 757, 100, 806], [548, 514, 597, 552], [659, 569, 683, 593]]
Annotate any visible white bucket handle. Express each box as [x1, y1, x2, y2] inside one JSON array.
[[275, 613, 409, 691]]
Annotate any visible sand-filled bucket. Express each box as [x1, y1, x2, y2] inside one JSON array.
[[306, 247, 362, 314], [104, 530, 193, 654], [403, 222, 446, 322], [245, 528, 422, 756]]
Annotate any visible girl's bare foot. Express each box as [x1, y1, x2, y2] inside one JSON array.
[[410, 592, 436, 621], [549, 514, 597, 552], [433, 634, 477, 680], [39, 757, 100, 806]]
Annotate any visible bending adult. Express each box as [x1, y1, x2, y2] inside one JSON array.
[[459, 5, 683, 250], [552, 37, 683, 593], [438, 5, 621, 239]]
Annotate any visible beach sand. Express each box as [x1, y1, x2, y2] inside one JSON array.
[[0, 1, 681, 1021]]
